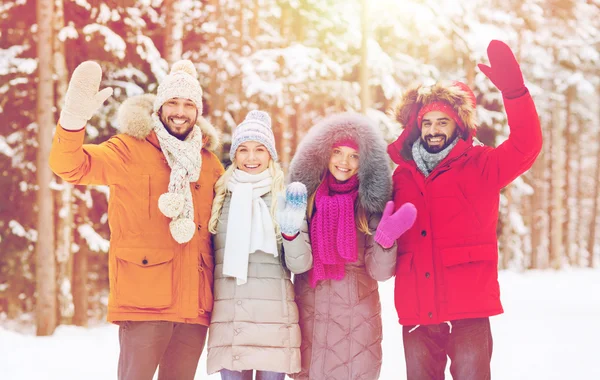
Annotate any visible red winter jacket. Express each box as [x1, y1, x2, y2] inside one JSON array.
[[387, 93, 542, 326]]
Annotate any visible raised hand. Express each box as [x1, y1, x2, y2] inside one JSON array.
[[477, 40, 526, 99], [276, 182, 308, 238], [374, 201, 417, 249], [59, 61, 113, 131]]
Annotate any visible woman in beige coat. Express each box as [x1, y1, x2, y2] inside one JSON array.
[[207, 111, 312, 380], [288, 113, 417, 380]]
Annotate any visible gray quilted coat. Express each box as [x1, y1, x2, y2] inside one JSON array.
[[207, 192, 312, 375], [289, 113, 397, 380]]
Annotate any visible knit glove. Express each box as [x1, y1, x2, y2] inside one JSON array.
[[59, 61, 113, 131], [477, 40, 527, 99], [374, 201, 417, 249], [276, 182, 308, 238]]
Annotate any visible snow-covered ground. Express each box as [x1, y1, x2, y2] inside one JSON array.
[[2, 269, 599, 379]]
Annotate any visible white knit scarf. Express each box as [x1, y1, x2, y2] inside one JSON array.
[[153, 113, 203, 244], [223, 169, 277, 285]]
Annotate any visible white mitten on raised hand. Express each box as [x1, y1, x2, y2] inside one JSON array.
[[276, 182, 308, 237], [59, 61, 113, 131]]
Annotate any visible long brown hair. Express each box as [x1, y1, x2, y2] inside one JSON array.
[[306, 174, 371, 235]]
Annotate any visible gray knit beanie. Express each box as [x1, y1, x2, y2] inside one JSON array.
[[229, 110, 278, 162]]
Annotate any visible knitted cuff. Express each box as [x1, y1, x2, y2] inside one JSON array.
[[503, 86, 528, 100], [374, 229, 395, 249]]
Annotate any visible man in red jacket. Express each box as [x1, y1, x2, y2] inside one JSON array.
[[387, 40, 542, 379]]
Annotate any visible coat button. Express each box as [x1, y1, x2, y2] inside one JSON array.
[[237, 300, 242, 305], [428, 312, 433, 318], [421, 230, 427, 237], [234, 355, 239, 360], [195, 184, 200, 190], [142, 259, 148, 265], [198, 224, 201, 230], [425, 272, 430, 278]]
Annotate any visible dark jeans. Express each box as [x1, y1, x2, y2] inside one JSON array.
[[403, 317, 493, 380], [220, 369, 286, 380]]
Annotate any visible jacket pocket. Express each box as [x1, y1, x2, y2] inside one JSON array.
[[394, 253, 418, 319], [198, 253, 214, 313], [115, 248, 174, 309], [441, 244, 499, 315]]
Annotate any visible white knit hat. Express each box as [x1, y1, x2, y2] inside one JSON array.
[[153, 60, 203, 114], [229, 110, 278, 162]]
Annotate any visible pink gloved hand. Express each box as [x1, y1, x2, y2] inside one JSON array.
[[374, 201, 417, 249], [477, 40, 527, 99]]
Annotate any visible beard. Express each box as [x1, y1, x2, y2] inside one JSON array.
[[159, 112, 196, 141], [421, 131, 458, 153]]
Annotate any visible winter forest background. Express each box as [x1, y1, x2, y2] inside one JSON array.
[[0, 0, 599, 338]]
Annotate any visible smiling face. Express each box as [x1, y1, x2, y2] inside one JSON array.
[[234, 141, 271, 174], [159, 97, 198, 140], [328, 145, 359, 182], [420, 110, 459, 153]]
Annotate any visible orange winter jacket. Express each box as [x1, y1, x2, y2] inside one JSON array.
[[49, 94, 224, 325]]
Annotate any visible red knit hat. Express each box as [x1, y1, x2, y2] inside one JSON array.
[[417, 101, 465, 130]]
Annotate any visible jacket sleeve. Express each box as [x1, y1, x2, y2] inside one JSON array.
[[365, 213, 397, 281], [49, 124, 130, 186], [282, 218, 313, 274], [481, 91, 543, 189]]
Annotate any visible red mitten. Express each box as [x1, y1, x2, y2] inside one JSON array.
[[477, 40, 527, 99], [374, 201, 417, 249]]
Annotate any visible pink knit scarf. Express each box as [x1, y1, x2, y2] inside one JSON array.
[[309, 173, 359, 287]]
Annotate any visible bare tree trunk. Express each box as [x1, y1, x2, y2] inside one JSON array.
[[72, 189, 90, 327], [575, 116, 585, 267], [36, 0, 57, 336], [53, 0, 75, 325], [249, 0, 260, 41], [530, 134, 546, 269], [164, 0, 183, 65], [588, 89, 600, 268], [360, 0, 370, 113], [562, 86, 575, 265], [549, 105, 564, 269]]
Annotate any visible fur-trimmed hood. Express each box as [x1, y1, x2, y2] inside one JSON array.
[[116, 93, 220, 152], [392, 80, 477, 133], [388, 81, 477, 164], [288, 113, 392, 214]]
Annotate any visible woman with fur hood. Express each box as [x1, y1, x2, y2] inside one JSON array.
[[206, 110, 313, 380], [288, 113, 417, 380]]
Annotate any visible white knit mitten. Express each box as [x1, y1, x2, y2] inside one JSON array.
[[276, 182, 307, 236], [59, 61, 113, 131]]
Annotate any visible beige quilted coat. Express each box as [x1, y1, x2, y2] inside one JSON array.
[[291, 214, 396, 380], [207, 192, 312, 375]]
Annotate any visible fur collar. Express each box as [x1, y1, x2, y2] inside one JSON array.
[[288, 113, 391, 214], [116, 94, 220, 152], [392, 81, 477, 133]]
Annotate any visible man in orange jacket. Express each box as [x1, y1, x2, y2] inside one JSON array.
[[49, 60, 224, 380]]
